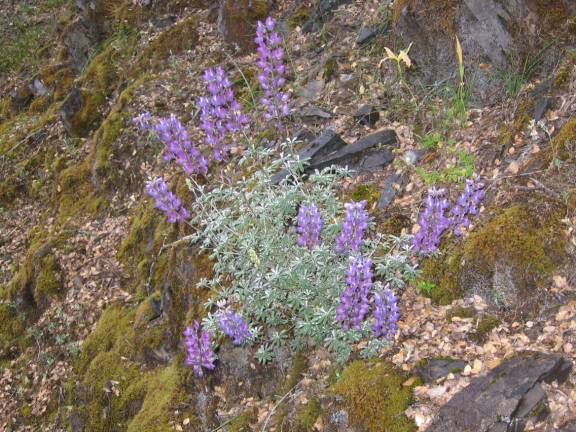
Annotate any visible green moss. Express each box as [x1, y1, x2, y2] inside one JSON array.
[[34, 255, 63, 310], [28, 96, 52, 114], [549, 117, 576, 162], [279, 352, 308, 394], [288, 5, 311, 29], [292, 399, 321, 432], [56, 162, 107, 220], [70, 302, 193, 431], [330, 360, 418, 432], [419, 250, 463, 305], [470, 316, 500, 343], [464, 205, 564, 279], [118, 202, 162, 267], [0, 303, 29, 361], [0, 176, 21, 206], [133, 16, 198, 74], [446, 306, 476, 321], [348, 184, 380, 210], [377, 212, 411, 236], [125, 365, 189, 432], [323, 57, 338, 82], [228, 410, 257, 432], [553, 50, 576, 89]]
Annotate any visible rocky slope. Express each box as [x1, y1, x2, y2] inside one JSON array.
[[1, 0, 576, 431]]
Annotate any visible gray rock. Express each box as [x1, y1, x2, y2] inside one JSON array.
[[414, 357, 467, 384], [378, 173, 408, 209], [356, 27, 378, 45], [534, 97, 551, 121], [30, 77, 50, 98], [299, 106, 334, 120], [426, 351, 573, 432], [272, 129, 347, 184], [393, 0, 575, 105], [60, 88, 83, 136], [302, 0, 353, 33], [308, 129, 398, 172], [353, 104, 380, 126]]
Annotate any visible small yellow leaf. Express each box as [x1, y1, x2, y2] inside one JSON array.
[[384, 46, 397, 61], [455, 36, 463, 68]]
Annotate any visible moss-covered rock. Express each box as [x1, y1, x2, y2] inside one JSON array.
[[446, 306, 476, 321], [470, 315, 501, 344], [227, 409, 257, 432], [292, 399, 321, 432], [348, 184, 380, 210], [0, 302, 29, 361], [330, 360, 418, 432], [420, 197, 568, 314]]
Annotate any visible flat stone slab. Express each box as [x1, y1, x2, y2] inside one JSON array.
[[426, 351, 572, 432]]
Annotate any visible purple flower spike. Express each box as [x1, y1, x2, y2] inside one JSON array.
[[297, 203, 323, 250], [145, 177, 190, 223], [154, 114, 208, 175], [451, 177, 485, 236], [335, 200, 369, 254], [336, 255, 373, 331], [199, 66, 248, 161], [412, 188, 451, 255], [372, 286, 400, 341], [255, 16, 290, 122], [184, 321, 216, 378], [218, 307, 250, 345], [133, 111, 152, 132]]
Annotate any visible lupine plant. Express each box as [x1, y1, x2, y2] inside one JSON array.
[[145, 177, 190, 223], [372, 286, 400, 340], [335, 200, 369, 254], [184, 321, 216, 377], [336, 255, 373, 331], [218, 307, 251, 345], [255, 17, 290, 122], [413, 187, 452, 254], [296, 203, 323, 250], [132, 111, 152, 132], [191, 142, 416, 364], [413, 177, 485, 254], [198, 66, 248, 161], [451, 176, 485, 236], [155, 114, 209, 175]]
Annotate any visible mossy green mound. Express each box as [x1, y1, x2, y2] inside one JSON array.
[[420, 200, 567, 311], [330, 360, 418, 432], [71, 304, 196, 431]]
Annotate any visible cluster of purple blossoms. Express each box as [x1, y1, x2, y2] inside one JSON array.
[[184, 321, 216, 378], [132, 111, 152, 132], [198, 67, 248, 162], [145, 177, 190, 223], [218, 307, 251, 345], [336, 255, 373, 331], [255, 17, 290, 121], [451, 177, 485, 236], [335, 200, 369, 254], [412, 188, 452, 255], [155, 114, 208, 175], [372, 286, 400, 341], [413, 178, 485, 254], [296, 203, 323, 250]]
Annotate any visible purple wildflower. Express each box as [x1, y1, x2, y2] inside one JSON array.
[[451, 177, 485, 236], [336, 255, 373, 331], [255, 16, 290, 122], [297, 203, 323, 250], [132, 111, 152, 132], [218, 307, 251, 345], [145, 177, 190, 223], [199, 67, 248, 161], [412, 188, 451, 255], [335, 200, 369, 254], [184, 321, 216, 378], [372, 286, 400, 340], [154, 114, 208, 175]]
